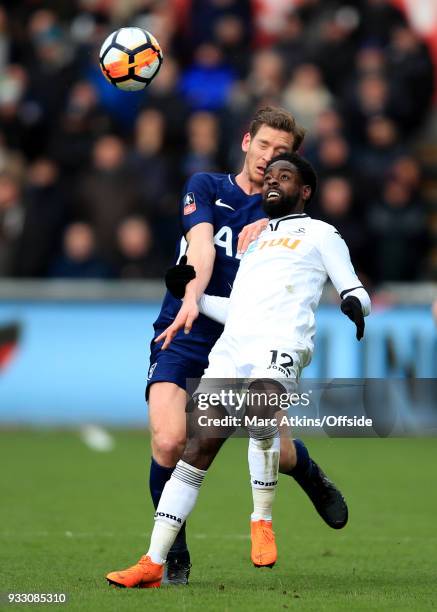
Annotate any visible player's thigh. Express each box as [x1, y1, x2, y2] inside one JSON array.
[[194, 337, 239, 418], [146, 332, 210, 399], [247, 345, 303, 470], [148, 382, 188, 458], [245, 377, 285, 421], [146, 331, 213, 454], [183, 399, 235, 471], [244, 343, 302, 428]]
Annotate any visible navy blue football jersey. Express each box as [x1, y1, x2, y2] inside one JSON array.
[[154, 172, 265, 335]]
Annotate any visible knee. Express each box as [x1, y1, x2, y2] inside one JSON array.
[[151, 432, 186, 467], [246, 379, 282, 421], [183, 438, 222, 471]]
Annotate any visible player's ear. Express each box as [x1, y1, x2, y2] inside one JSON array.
[[241, 132, 251, 153], [302, 185, 312, 202]]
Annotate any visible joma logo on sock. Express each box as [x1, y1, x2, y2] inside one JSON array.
[[253, 479, 278, 487], [155, 511, 182, 523]]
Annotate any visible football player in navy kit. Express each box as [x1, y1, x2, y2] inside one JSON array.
[[119, 107, 347, 585], [106, 151, 365, 589]]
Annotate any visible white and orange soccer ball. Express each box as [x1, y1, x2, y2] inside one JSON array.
[[99, 27, 163, 91]]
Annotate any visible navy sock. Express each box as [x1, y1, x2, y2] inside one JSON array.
[[149, 457, 174, 508], [288, 439, 313, 482], [149, 457, 188, 556]]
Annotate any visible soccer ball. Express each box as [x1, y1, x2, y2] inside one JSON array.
[[99, 27, 163, 91]]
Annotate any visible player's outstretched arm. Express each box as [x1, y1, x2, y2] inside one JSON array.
[[198, 294, 229, 325], [181, 222, 216, 304], [155, 293, 229, 350], [165, 255, 196, 298], [156, 223, 215, 349], [237, 218, 269, 254], [320, 227, 371, 340], [340, 295, 366, 340], [155, 294, 229, 351]]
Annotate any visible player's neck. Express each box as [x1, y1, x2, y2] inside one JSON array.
[[265, 202, 306, 220], [235, 170, 261, 195]]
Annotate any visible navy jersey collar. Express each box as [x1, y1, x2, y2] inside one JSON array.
[[229, 174, 262, 199]]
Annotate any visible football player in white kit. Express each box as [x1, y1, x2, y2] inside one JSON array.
[[196, 159, 370, 386], [106, 153, 371, 588]]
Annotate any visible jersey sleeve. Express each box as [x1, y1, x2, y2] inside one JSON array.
[[198, 294, 229, 324], [319, 226, 371, 316], [180, 173, 216, 235]]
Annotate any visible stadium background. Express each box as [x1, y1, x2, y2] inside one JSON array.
[[1, 1, 437, 610], [0, 0, 436, 421]]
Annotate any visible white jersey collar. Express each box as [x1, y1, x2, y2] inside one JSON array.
[[268, 213, 309, 231]]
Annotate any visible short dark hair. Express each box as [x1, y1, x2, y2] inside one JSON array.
[[249, 106, 305, 152], [266, 152, 318, 201]]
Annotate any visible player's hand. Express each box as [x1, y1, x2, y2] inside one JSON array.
[[341, 296, 365, 341], [155, 298, 199, 350], [237, 218, 269, 254], [165, 255, 196, 299]]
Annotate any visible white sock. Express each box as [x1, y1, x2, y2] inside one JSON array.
[[147, 460, 206, 564], [248, 435, 280, 522]]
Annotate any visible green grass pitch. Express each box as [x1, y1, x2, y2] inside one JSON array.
[[1, 431, 436, 611]]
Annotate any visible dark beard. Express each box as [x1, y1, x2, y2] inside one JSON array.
[[261, 192, 300, 219]]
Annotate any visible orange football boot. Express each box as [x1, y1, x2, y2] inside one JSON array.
[[250, 519, 277, 568], [106, 555, 164, 588]]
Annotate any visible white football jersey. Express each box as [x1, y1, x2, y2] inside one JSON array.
[[199, 213, 370, 362]]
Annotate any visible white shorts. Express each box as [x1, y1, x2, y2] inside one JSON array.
[[198, 333, 306, 396]]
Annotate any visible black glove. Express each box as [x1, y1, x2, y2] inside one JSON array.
[[341, 295, 365, 341], [165, 255, 196, 299]]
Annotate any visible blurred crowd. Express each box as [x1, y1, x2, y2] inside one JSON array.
[[0, 0, 435, 285]]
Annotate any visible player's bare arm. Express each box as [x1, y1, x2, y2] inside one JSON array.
[[156, 223, 215, 349], [183, 222, 216, 302]]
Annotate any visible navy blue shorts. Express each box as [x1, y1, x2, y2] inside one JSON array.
[[146, 329, 220, 400]]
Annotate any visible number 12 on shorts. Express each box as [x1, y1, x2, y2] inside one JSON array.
[[269, 350, 294, 375]]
